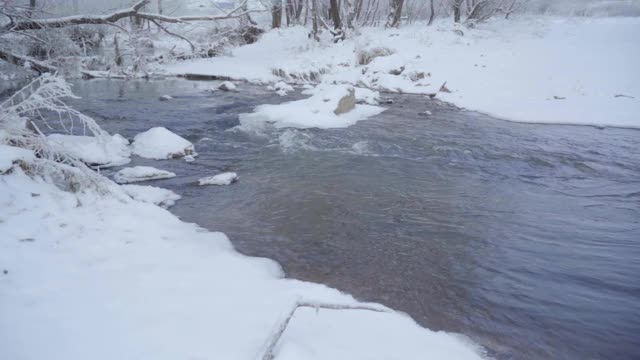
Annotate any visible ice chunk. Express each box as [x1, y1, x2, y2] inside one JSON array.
[[113, 166, 176, 184], [218, 81, 237, 91], [121, 184, 181, 208], [132, 127, 196, 160], [198, 172, 238, 186]]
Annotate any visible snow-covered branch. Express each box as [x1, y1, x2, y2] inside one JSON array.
[[4, 0, 150, 31]]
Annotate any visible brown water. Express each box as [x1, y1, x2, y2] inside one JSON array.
[[69, 79, 640, 360]]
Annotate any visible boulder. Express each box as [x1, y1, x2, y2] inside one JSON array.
[[334, 87, 356, 115]]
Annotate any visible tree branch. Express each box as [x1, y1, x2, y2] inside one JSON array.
[[0, 48, 57, 73], [5, 0, 150, 31]]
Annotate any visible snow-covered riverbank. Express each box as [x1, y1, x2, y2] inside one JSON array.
[[162, 17, 640, 129], [0, 145, 485, 359]]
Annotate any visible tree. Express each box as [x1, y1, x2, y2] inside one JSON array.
[[329, 0, 342, 29], [386, 0, 405, 28], [428, 0, 435, 25], [452, 0, 463, 22], [272, 0, 283, 28]]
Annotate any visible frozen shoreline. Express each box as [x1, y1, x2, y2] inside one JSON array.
[[161, 16, 640, 129], [0, 145, 485, 359]]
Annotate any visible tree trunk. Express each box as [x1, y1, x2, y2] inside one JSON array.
[[157, 0, 163, 14], [386, 0, 404, 28], [311, 0, 319, 40], [272, 0, 282, 28], [329, 0, 341, 29], [428, 0, 435, 26], [453, 0, 462, 23]]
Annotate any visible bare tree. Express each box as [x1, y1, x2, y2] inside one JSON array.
[[428, 0, 435, 25], [311, 0, 319, 40], [386, 0, 405, 27], [452, 0, 463, 22], [272, 0, 283, 28], [329, 0, 342, 29]]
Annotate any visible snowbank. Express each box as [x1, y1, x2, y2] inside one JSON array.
[[47, 133, 131, 167], [113, 166, 176, 184], [0, 154, 484, 360], [239, 85, 385, 129], [274, 307, 482, 360], [0, 144, 35, 173], [121, 184, 181, 208], [162, 18, 640, 128], [132, 127, 197, 160], [198, 172, 239, 186]]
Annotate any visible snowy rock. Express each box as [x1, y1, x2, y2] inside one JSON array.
[[184, 155, 195, 163], [198, 172, 238, 186], [275, 89, 288, 97], [113, 166, 176, 184], [121, 184, 181, 208], [0, 144, 35, 174], [132, 127, 196, 160], [419, 110, 433, 116], [218, 81, 237, 91], [47, 133, 131, 167], [274, 81, 294, 93], [357, 46, 395, 65], [239, 84, 384, 129], [354, 87, 381, 105], [159, 95, 174, 101]]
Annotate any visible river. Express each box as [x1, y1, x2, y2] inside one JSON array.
[[68, 78, 640, 360]]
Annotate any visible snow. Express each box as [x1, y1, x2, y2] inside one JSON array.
[[161, 18, 640, 128], [121, 184, 181, 208], [113, 166, 176, 184], [0, 155, 484, 360], [132, 127, 197, 160], [218, 81, 237, 91], [239, 84, 385, 129], [198, 172, 238, 186], [0, 144, 35, 173], [47, 133, 131, 167], [273, 307, 482, 360], [159, 95, 174, 101]]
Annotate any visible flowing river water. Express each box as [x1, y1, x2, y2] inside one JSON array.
[[68, 79, 639, 360]]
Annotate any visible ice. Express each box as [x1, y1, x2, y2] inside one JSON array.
[[47, 134, 131, 167], [132, 127, 196, 160], [198, 172, 238, 186], [121, 184, 181, 208], [113, 166, 176, 184]]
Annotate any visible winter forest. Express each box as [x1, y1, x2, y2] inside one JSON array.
[[1, 1, 639, 360]]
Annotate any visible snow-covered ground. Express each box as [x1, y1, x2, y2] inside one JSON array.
[[162, 17, 640, 128], [0, 149, 485, 360], [47, 133, 131, 167]]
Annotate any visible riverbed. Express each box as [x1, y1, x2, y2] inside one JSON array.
[[69, 79, 640, 360]]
